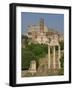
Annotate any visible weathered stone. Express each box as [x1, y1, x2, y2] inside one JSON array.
[[29, 60, 36, 75]]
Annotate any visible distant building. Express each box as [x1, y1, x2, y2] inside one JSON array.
[[24, 18, 63, 44]]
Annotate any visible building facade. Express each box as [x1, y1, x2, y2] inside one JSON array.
[[26, 18, 63, 44]]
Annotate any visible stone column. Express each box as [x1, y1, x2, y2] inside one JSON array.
[[58, 46, 61, 69], [53, 46, 56, 69], [48, 45, 50, 69]]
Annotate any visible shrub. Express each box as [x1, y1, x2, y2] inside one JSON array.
[[60, 54, 64, 68], [59, 41, 64, 50], [22, 48, 36, 70]]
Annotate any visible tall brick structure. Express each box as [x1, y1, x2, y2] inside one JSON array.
[[40, 18, 44, 33]]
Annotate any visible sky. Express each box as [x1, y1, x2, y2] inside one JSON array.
[[21, 12, 64, 33]]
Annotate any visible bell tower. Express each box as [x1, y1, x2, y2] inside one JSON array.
[[40, 18, 44, 33]]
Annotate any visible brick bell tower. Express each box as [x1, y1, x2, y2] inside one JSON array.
[[40, 18, 44, 33]]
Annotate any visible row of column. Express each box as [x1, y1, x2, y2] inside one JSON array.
[[48, 45, 61, 69]]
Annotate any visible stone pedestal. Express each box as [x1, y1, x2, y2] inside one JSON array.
[[29, 60, 36, 75]]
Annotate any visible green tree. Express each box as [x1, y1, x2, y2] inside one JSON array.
[[59, 41, 64, 50], [27, 43, 48, 59], [22, 43, 48, 70], [22, 48, 36, 70], [22, 35, 29, 47], [60, 54, 64, 68]]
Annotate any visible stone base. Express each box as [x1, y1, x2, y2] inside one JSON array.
[[21, 68, 64, 77]]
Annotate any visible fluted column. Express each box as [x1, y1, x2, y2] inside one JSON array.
[[53, 46, 56, 69], [58, 46, 61, 69], [48, 45, 50, 69]]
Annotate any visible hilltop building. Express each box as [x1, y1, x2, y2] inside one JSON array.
[[25, 18, 63, 44]]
